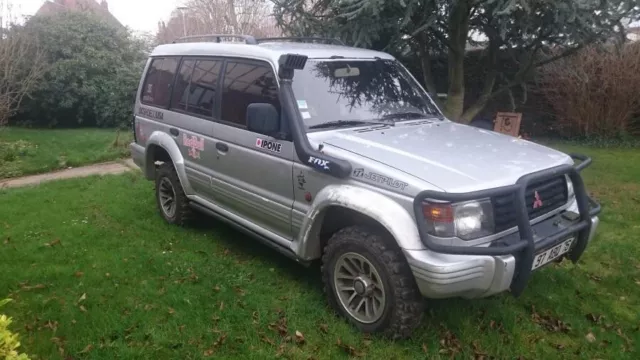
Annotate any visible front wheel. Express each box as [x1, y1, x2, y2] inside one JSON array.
[[321, 226, 424, 339], [155, 162, 192, 226]]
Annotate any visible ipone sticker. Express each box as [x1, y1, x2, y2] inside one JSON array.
[[255, 138, 282, 153], [183, 133, 204, 159]]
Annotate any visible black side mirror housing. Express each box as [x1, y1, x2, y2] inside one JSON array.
[[246, 103, 280, 135]]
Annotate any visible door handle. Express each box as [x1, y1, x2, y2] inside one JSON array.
[[169, 128, 179, 136], [216, 142, 229, 152]]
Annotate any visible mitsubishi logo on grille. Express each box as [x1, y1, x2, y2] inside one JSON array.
[[533, 190, 543, 209]]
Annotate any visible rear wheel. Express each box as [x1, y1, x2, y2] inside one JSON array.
[[321, 226, 424, 339], [155, 162, 192, 226]]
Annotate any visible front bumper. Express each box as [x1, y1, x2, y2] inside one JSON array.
[[408, 154, 601, 299]]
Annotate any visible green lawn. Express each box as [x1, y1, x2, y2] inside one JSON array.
[[0, 128, 132, 179], [0, 145, 638, 359]]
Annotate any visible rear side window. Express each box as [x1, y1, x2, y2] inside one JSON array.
[[221, 60, 279, 126], [141, 58, 179, 108], [171, 59, 222, 118]]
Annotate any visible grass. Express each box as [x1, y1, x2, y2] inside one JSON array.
[[0, 145, 639, 360], [0, 128, 132, 179]]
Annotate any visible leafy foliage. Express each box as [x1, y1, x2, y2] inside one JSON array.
[[14, 12, 147, 128], [273, 0, 640, 122], [0, 299, 30, 360]]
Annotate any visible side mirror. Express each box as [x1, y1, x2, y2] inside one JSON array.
[[246, 103, 280, 135]]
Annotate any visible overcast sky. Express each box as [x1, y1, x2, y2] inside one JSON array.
[[15, 0, 183, 34]]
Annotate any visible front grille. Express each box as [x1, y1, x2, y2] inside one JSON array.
[[492, 176, 568, 233]]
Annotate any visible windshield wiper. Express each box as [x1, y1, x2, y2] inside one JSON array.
[[308, 119, 392, 130], [381, 111, 432, 120]]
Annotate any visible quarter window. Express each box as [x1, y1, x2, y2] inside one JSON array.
[[141, 58, 178, 108], [221, 60, 279, 126]]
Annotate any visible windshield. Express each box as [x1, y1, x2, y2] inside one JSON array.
[[291, 59, 442, 129]]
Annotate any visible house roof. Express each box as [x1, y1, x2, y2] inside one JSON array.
[[35, 0, 122, 28]]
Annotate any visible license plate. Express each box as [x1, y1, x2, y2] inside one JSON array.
[[531, 237, 575, 270]]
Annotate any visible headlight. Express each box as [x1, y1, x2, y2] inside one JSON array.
[[423, 199, 495, 240]]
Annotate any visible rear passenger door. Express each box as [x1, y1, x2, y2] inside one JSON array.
[[165, 57, 223, 200], [209, 58, 295, 239]]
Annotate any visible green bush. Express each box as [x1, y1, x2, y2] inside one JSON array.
[[0, 299, 30, 360], [13, 12, 147, 128]]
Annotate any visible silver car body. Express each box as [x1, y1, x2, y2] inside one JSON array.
[[130, 40, 600, 300]]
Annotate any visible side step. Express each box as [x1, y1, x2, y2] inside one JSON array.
[[188, 201, 309, 265]]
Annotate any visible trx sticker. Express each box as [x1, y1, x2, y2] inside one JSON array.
[[183, 134, 204, 159], [308, 156, 330, 170], [353, 168, 408, 190], [255, 138, 282, 153]]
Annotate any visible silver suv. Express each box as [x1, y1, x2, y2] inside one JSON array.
[[129, 35, 601, 339]]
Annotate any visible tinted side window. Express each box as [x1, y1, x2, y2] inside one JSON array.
[[141, 58, 178, 108], [171, 59, 195, 112], [221, 60, 279, 126], [171, 59, 221, 117]]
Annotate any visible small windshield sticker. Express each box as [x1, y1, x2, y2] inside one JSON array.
[[301, 111, 311, 119], [297, 100, 308, 109], [183, 134, 204, 159], [256, 138, 282, 153], [353, 168, 408, 190]]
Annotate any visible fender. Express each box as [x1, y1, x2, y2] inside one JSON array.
[[144, 131, 194, 195], [291, 185, 425, 260]]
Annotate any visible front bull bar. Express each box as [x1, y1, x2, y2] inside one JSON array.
[[412, 154, 602, 296]]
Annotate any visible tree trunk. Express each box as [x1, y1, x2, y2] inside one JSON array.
[[416, 38, 443, 109], [460, 36, 499, 123], [444, 0, 470, 121]]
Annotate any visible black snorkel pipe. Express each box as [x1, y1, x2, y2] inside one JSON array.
[[277, 54, 352, 178]]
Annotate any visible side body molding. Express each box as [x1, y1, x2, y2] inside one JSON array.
[[144, 131, 194, 195], [291, 185, 425, 260]]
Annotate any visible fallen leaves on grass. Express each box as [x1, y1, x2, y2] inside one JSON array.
[[268, 314, 288, 337], [260, 333, 276, 346], [3, 237, 9, 244], [438, 327, 462, 356], [79, 344, 93, 354], [530, 305, 571, 333], [79, 305, 87, 313], [422, 343, 428, 353], [168, 307, 175, 315], [203, 333, 227, 356], [318, 323, 328, 334], [45, 239, 62, 247], [472, 340, 491, 360], [336, 338, 365, 357], [295, 330, 305, 344], [586, 313, 604, 324], [20, 283, 47, 291], [585, 332, 596, 343], [77, 293, 86, 304], [74, 271, 84, 278]]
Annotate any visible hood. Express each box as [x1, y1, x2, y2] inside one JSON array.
[[317, 120, 572, 192]]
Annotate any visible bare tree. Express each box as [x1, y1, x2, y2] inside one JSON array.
[[0, 1, 46, 128], [537, 42, 640, 137], [157, 0, 280, 44]]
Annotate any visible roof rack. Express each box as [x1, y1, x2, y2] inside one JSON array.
[[256, 37, 345, 46], [172, 34, 258, 44]]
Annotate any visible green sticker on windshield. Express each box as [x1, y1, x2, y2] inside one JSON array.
[[297, 100, 308, 109]]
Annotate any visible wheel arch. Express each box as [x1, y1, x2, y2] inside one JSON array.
[[291, 185, 424, 260], [144, 131, 194, 195]]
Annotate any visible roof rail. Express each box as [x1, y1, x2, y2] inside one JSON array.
[[256, 37, 345, 46], [172, 34, 258, 44]]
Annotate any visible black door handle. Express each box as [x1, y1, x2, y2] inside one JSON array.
[[170, 128, 179, 136], [216, 142, 229, 152]]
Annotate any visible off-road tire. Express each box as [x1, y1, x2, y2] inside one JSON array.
[[155, 162, 192, 226], [321, 225, 424, 339]]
